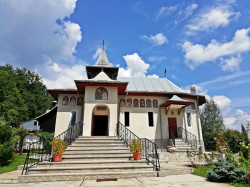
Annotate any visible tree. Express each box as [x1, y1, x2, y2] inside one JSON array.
[[0, 65, 52, 127], [200, 99, 225, 150]]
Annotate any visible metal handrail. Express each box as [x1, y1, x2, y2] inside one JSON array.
[[177, 127, 197, 149], [22, 121, 83, 175], [168, 128, 175, 147], [117, 122, 160, 171]]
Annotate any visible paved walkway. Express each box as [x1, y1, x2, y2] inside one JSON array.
[[0, 162, 232, 187]]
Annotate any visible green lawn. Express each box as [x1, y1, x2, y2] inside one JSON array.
[[0, 154, 27, 174]]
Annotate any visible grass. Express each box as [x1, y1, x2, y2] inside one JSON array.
[[0, 154, 27, 174], [192, 165, 216, 177]]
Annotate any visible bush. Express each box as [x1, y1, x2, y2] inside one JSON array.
[[203, 131, 219, 151], [207, 158, 247, 183], [0, 120, 15, 166], [36, 130, 54, 153]]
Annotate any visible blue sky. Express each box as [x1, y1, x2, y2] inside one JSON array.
[[0, 0, 250, 131]]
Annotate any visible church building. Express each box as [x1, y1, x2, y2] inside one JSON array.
[[48, 48, 206, 150]]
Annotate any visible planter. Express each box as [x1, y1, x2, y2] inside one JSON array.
[[133, 152, 141, 160], [168, 147, 177, 153], [53, 153, 63, 162]]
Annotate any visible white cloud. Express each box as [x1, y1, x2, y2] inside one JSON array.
[[212, 95, 232, 115], [148, 56, 166, 62], [147, 74, 159, 78], [184, 4, 198, 17], [118, 53, 150, 77], [224, 110, 250, 131], [155, 6, 178, 20], [182, 28, 250, 70], [140, 33, 167, 46], [220, 55, 241, 72], [42, 60, 87, 89], [0, 0, 81, 69], [186, 6, 240, 35]]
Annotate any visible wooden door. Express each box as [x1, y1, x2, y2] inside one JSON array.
[[168, 118, 178, 138]]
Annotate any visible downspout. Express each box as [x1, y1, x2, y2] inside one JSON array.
[[196, 96, 202, 149], [159, 107, 163, 151]]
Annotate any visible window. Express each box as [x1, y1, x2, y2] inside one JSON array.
[[125, 112, 130, 127], [148, 112, 153, 127], [71, 111, 77, 126], [187, 113, 192, 127]]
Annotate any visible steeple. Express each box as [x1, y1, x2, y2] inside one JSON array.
[[85, 41, 119, 80]]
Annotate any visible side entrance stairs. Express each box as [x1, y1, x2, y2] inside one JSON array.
[[175, 139, 196, 152], [18, 136, 158, 183]]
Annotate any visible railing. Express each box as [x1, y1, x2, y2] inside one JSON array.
[[168, 128, 175, 147], [22, 121, 83, 175], [117, 122, 160, 171], [178, 127, 197, 149]]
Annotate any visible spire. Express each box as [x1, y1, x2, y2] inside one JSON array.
[[95, 40, 112, 67]]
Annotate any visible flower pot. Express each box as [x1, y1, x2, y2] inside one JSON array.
[[53, 153, 63, 162], [133, 152, 141, 160], [168, 147, 177, 153]]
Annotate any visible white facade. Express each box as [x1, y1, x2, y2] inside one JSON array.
[[49, 49, 206, 149]]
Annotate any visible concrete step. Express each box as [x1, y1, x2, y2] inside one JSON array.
[[28, 165, 153, 174], [18, 171, 158, 183], [66, 147, 129, 151], [76, 138, 121, 142], [38, 160, 148, 167], [78, 136, 118, 139], [73, 141, 124, 145], [68, 144, 127, 147], [62, 155, 133, 161], [64, 150, 131, 154]]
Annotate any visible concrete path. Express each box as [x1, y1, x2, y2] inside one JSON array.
[[0, 172, 231, 187]]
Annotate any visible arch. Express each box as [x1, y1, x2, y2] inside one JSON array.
[[146, 99, 152, 108], [91, 104, 110, 136]]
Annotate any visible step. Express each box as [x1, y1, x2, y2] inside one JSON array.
[[76, 138, 121, 142], [28, 165, 153, 174], [38, 160, 148, 167], [72, 141, 124, 145], [78, 136, 118, 139], [62, 155, 133, 161], [63, 150, 131, 154], [68, 144, 127, 147], [66, 147, 129, 151], [18, 171, 158, 183]]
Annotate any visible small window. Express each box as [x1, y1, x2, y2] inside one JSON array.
[[153, 99, 158, 108], [187, 113, 192, 127], [125, 112, 129, 127], [71, 111, 77, 126], [133, 99, 139, 107], [146, 99, 152, 108], [148, 112, 153, 127], [120, 99, 126, 107], [127, 98, 132, 107], [140, 99, 145, 108]]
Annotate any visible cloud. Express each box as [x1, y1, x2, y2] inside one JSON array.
[[0, 0, 81, 69], [140, 33, 167, 46], [155, 6, 178, 20], [184, 4, 198, 17], [186, 6, 240, 35], [182, 28, 250, 70], [220, 55, 241, 72], [118, 53, 150, 77], [148, 56, 167, 62], [147, 74, 159, 78], [42, 60, 87, 89], [224, 110, 250, 131], [93, 47, 102, 60], [212, 95, 232, 115]]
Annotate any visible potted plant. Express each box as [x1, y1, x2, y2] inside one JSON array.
[[130, 139, 142, 160], [50, 138, 67, 162]]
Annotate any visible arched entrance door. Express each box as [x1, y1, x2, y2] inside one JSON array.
[[91, 105, 109, 136]]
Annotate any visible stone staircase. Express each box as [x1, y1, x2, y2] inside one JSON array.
[[175, 139, 196, 152], [18, 136, 158, 183]]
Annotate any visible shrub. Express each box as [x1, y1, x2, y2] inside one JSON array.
[[130, 139, 142, 152], [36, 130, 54, 153], [207, 158, 247, 183], [50, 139, 67, 154], [0, 120, 15, 166], [203, 131, 220, 151]]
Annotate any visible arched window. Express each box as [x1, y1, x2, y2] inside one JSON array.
[[77, 97, 83, 106], [133, 99, 139, 107], [69, 96, 76, 106], [95, 87, 108, 100], [127, 98, 132, 107], [146, 99, 152, 108], [62, 96, 69, 105], [120, 99, 126, 107], [140, 99, 145, 108], [153, 99, 158, 108]]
